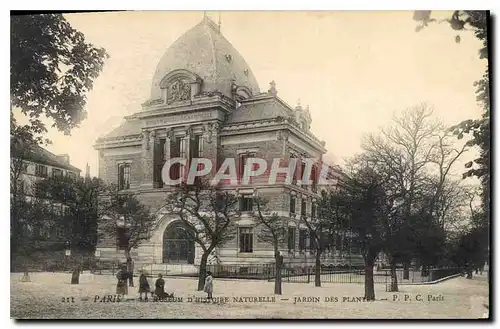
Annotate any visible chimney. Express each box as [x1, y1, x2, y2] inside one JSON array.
[[57, 154, 70, 165]]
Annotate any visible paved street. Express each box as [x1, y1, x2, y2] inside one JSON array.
[[11, 272, 489, 319]]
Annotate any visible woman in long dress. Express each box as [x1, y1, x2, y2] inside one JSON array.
[[155, 273, 165, 300], [203, 271, 213, 301], [116, 265, 129, 296]]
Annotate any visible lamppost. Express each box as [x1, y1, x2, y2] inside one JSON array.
[[65, 241, 71, 272]]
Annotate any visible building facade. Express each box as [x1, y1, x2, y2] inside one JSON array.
[[13, 146, 81, 204], [95, 16, 362, 273], [11, 144, 82, 263]]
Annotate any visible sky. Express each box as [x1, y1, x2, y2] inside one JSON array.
[[18, 11, 486, 178]]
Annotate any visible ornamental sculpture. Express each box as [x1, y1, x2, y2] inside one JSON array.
[[167, 79, 191, 103]]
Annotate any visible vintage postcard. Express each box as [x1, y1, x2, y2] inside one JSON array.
[[10, 10, 490, 319]]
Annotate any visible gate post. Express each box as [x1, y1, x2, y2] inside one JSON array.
[[307, 267, 310, 283]]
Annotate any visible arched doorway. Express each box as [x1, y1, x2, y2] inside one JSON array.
[[162, 221, 195, 264]]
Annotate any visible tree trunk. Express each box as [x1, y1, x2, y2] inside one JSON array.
[[274, 250, 282, 295], [315, 251, 321, 287], [403, 262, 410, 280], [364, 259, 375, 301], [389, 258, 398, 292], [198, 252, 209, 291], [125, 249, 134, 287]]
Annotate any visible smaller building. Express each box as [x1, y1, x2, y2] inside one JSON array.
[[13, 146, 81, 201]]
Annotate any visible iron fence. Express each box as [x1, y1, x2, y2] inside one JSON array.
[[268, 267, 461, 284], [12, 255, 461, 285]]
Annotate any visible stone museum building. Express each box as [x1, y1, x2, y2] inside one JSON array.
[[95, 16, 362, 273]]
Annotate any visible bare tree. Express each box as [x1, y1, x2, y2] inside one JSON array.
[[250, 195, 289, 295], [339, 159, 390, 301], [165, 181, 239, 291], [100, 188, 156, 287], [361, 103, 469, 290], [302, 191, 337, 287]]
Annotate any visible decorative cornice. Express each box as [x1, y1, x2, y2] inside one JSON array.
[[140, 93, 235, 117], [221, 118, 326, 153]]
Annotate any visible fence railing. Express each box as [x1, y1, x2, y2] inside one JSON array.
[[12, 255, 461, 285]]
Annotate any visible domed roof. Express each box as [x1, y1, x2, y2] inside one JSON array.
[[150, 16, 260, 101]]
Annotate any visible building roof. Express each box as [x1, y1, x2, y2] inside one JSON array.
[[100, 119, 142, 139], [25, 145, 81, 172], [149, 16, 260, 101], [226, 99, 291, 124]]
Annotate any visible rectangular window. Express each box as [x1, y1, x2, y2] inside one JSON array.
[[67, 171, 77, 180], [154, 139, 166, 188], [52, 168, 63, 179], [292, 156, 299, 185], [288, 227, 296, 251], [299, 229, 307, 251], [179, 137, 186, 159], [310, 165, 317, 192], [197, 135, 203, 158], [118, 163, 131, 190], [239, 195, 253, 211], [310, 232, 318, 251], [239, 153, 255, 181], [189, 135, 204, 185], [301, 199, 307, 217], [35, 164, 48, 178], [289, 196, 296, 214], [300, 161, 306, 186], [170, 138, 181, 181], [190, 135, 203, 158], [180, 137, 187, 178], [239, 227, 254, 253]]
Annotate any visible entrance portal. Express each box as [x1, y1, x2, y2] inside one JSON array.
[[162, 221, 195, 264]]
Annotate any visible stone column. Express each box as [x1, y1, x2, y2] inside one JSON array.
[[164, 128, 172, 161], [141, 130, 154, 189], [184, 126, 192, 179]]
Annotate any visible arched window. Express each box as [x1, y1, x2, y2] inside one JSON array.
[[162, 221, 195, 264]]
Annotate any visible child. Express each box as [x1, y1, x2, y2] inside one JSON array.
[[138, 271, 150, 301], [203, 271, 213, 301]]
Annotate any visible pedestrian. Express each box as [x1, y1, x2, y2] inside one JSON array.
[[155, 273, 166, 300], [116, 265, 129, 296], [138, 271, 151, 301], [204, 271, 213, 301]]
